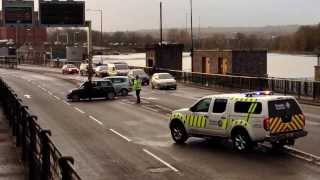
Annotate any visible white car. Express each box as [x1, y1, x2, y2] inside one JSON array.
[[151, 73, 177, 90], [169, 91, 307, 152]]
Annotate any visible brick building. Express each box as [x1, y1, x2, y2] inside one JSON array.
[[193, 49, 267, 77], [146, 43, 184, 71]]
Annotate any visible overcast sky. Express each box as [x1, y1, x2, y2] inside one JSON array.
[[2, 0, 320, 32]]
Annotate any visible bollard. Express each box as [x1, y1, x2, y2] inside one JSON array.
[[59, 156, 75, 180], [40, 130, 52, 180]]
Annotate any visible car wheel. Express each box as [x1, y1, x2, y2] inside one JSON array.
[[170, 121, 188, 144], [232, 130, 253, 152], [106, 92, 115, 100], [71, 95, 80, 102], [120, 89, 129, 96]]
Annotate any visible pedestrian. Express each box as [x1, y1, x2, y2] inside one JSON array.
[[133, 75, 142, 104]]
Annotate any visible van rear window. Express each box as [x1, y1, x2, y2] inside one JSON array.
[[234, 102, 262, 114], [268, 99, 302, 117]]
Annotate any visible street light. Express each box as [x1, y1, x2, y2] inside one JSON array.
[[86, 9, 103, 48], [190, 0, 194, 72]]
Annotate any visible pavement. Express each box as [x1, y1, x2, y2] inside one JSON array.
[[1, 68, 320, 180], [0, 108, 26, 180]]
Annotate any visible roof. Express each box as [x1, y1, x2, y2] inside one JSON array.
[[203, 93, 294, 101]]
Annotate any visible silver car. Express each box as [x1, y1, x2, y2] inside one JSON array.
[[103, 76, 132, 96]]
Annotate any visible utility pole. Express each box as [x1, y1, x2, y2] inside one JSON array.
[[86, 21, 93, 83], [160, 2, 163, 44], [190, 0, 194, 72], [198, 16, 201, 49]]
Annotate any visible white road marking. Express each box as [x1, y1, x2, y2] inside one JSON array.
[[74, 107, 85, 114], [285, 146, 320, 163], [48, 91, 53, 95], [24, 94, 32, 99], [53, 95, 61, 100], [63, 100, 71, 106], [89, 116, 103, 125], [141, 97, 158, 100], [143, 149, 179, 173], [42, 88, 48, 92], [109, 129, 132, 142], [155, 105, 173, 112], [306, 120, 320, 126], [142, 105, 159, 112], [305, 113, 320, 120]]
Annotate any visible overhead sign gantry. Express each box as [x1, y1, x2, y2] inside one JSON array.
[[39, 0, 85, 27]]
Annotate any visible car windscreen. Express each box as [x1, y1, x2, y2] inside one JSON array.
[[115, 64, 129, 70], [98, 66, 107, 70], [158, 74, 173, 79], [268, 99, 302, 119]]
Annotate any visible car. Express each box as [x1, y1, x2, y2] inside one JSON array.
[[67, 80, 116, 101], [128, 69, 150, 86], [79, 63, 96, 76], [95, 65, 109, 77], [113, 62, 130, 76], [169, 91, 308, 152], [62, 64, 79, 74], [151, 73, 177, 90], [104, 76, 132, 96]]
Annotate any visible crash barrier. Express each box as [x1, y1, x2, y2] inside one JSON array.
[[0, 56, 18, 69], [130, 66, 320, 102], [0, 78, 81, 180]]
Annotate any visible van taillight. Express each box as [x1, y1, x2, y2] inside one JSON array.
[[263, 117, 270, 131]]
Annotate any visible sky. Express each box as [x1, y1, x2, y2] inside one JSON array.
[[1, 0, 320, 32]]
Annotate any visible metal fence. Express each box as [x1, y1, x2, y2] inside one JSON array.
[[0, 78, 81, 180], [0, 56, 18, 69], [131, 66, 320, 102]]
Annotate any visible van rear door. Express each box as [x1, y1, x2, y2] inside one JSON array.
[[268, 99, 305, 134]]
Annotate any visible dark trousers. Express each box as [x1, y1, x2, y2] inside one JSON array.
[[136, 90, 141, 103]]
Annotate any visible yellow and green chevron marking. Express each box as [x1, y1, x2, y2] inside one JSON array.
[[171, 113, 207, 128]]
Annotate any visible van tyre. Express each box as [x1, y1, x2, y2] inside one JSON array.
[[232, 130, 253, 152], [170, 121, 188, 144]]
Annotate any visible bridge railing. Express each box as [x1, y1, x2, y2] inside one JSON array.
[[0, 78, 81, 180], [130, 66, 320, 102], [0, 56, 18, 69]]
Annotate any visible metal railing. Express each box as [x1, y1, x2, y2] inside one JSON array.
[[0, 78, 81, 180], [0, 56, 18, 69], [131, 66, 320, 102]]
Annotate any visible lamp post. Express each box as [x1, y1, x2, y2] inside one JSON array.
[[190, 0, 194, 72], [86, 9, 103, 48]]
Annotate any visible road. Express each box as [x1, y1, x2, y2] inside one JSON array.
[[1, 68, 320, 180]]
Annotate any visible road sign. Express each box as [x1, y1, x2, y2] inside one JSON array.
[[39, 1, 85, 27], [4, 6, 33, 24]]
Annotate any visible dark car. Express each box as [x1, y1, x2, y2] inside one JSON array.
[[67, 80, 116, 101], [128, 69, 150, 85]]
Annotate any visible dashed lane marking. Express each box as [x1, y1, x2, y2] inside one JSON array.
[[89, 116, 103, 125], [109, 129, 132, 142], [155, 105, 173, 112], [142, 105, 159, 112], [63, 101, 71, 106], [74, 107, 85, 114], [48, 91, 53, 95], [143, 149, 179, 173], [53, 95, 61, 100]]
